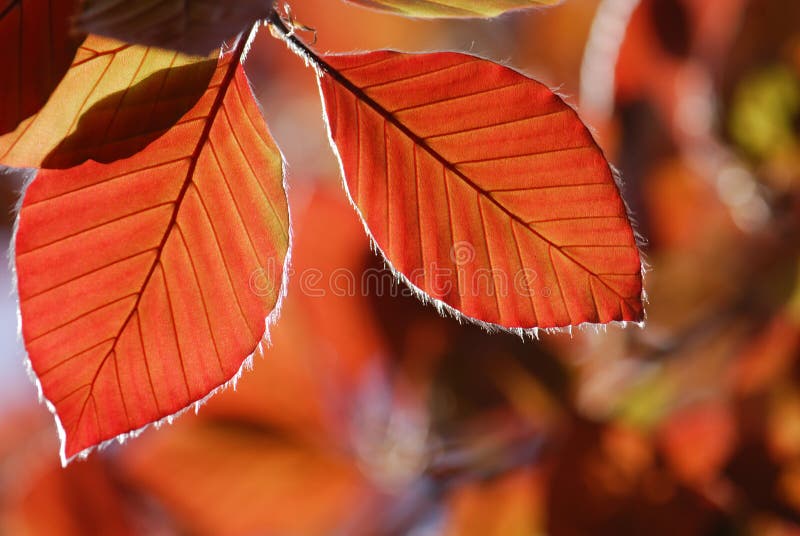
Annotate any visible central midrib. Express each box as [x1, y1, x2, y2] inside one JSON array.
[[311, 50, 639, 312], [69, 35, 249, 440]]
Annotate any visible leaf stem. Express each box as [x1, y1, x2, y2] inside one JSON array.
[[265, 8, 328, 75]]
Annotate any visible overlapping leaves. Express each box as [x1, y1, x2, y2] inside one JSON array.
[[1, 0, 644, 462], [9, 36, 289, 462], [0, 35, 216, 168], [0, 0, 82, 134]]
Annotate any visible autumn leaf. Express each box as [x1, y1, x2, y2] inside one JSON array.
[[0, 410, 139, 535], [8, 449, 135, 535], [443, 469, 543, 536], [121, 185, 556, 535], [0, 0, 82, 135], [14, 34, 290, 464], [0, 35, 216, 169], [317, 51, 643, 330], [729, 314, 800, 396], [201, 187, 388, 441], [344, 0, 560, 18], [75, 0, 272, 55], [125, 423, 371, 536], [658, 400, 736, 487], [121, 187, 387, 536]]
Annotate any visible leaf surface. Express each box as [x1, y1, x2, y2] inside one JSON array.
[[318, 51, 643, 330], [0, 0, 82, 135], [344, 0, 559, 18], [0, 35, 216, 169], [75, 0, 271, 55], [15, 43, 290, 463], [202, 187, 388, 440], [123, 188, 387, 536]]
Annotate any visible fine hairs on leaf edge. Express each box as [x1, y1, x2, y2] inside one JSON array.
[[264, 15, 649, 335], [312, 50, 647, 339], [9, 25, 295, 467]]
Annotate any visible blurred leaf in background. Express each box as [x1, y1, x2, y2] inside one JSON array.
[[2, 0, 800, 534]]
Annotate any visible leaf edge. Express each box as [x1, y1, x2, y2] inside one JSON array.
[[314, 50, 648, 337], [10, 35, 295, 465]]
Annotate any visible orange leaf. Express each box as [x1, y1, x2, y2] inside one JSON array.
[[124, 423, 371, 536], [201, 186, 388, 442], [344, 0, 559, 18], [14, 36, 290, 464], [443, 469, 543, 536], [317, 51, 643, 330], [0, 0, 82, 135], [0, 35, 216, 169], [9, 456, 135, 536], [658, 400, 736, 487]]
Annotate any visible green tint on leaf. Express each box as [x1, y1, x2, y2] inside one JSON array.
[[729, 65, 800, 159], [344, 0, 560, 18]]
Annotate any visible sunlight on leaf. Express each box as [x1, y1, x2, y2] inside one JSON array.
[[318, 51, 643, 330], [43, 60, 218, 168], [0, 35, 216, 169], [14, 42, 290, 463], [125, 424, 371, 536], [344, 0, 559, 18]]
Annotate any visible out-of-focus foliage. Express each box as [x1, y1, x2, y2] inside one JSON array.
[[2, 0, 800, 534]]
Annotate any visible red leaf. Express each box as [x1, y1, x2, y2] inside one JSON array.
[[443, 469, 542, 536], [124, 423, 371, 536], [14, 39, 290, 463], [11, 452, 135, 535], [317, 51, 644, 330], [0, 0, 81, 135], [658, 400, 736, 487], [201, 186, 388, 441]]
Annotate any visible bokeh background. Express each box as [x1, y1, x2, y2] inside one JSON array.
[[2, 0, 800, 534]]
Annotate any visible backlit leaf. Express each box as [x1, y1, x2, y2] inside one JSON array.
[[318, 51, 643, 330], [658, 400, 736, 486], [6, 439, 135, 535], [201, 186, 387, 441], [0, 0, 82, 135], [0, 35, 216, 169], [443, 469, 543, 536], [344, 0, 559, 18], [125, 424, 372, 536], [14, 40, 290, 463], [75, 0, 271, 55]]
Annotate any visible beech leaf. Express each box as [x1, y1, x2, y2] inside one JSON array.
[[0, 35, 216, 169], [343, 0, 560, 18], [14, 39, 290, 463], [0, 0, 82, 135], [75, 0, 272, 55], [317, 51, 644, 331]]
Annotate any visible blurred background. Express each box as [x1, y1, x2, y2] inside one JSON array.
[[1, 0, 800, 534]]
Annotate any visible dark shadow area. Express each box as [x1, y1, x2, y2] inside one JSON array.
[[43, 59, 216, 168]]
